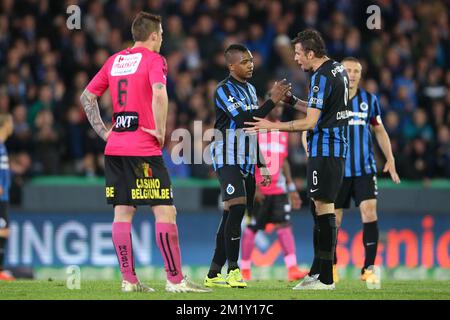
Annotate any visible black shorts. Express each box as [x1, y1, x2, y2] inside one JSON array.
[[307, 156, 344, 203], [335, 174, 378, 209], [250, 194, 291, 230], [217, 165, 255, 210], [105, 155, 173, 206], [0, 201, 8, 229]]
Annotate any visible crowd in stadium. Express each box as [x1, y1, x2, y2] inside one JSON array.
[[0, 0, 449, 195]]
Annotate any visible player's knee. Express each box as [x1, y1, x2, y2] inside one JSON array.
[[360, 201, 377, 222], [313, 199, 334, 215], [153, 205, 177, 223], [114, 206, 136, 222]]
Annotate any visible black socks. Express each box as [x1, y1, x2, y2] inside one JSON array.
[[309, 202, 320, 276], [0, 237, 6, 271], [208, 210, 229, 278], [363, 221, 379, 271], [225, 204, 246, 273], [317, 214, 337, 285]]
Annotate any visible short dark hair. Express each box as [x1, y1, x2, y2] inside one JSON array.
[[291, 29, 327, 58], [131, 11, 162, 42], [224, 44, 249, 63], [341, 56, 361, 64]]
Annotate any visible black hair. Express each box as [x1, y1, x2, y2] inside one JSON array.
[[291, 29, 327, 58], [224, 44, 249, 63]]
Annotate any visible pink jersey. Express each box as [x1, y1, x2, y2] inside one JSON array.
[[255, 130, 289, 195], [87, 47, 168, 156]]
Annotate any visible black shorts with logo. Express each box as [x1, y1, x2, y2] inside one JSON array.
[[105, 155, 173, 206], [307, 156, 345, 203], [335, 174, 378, 209], [0, 201, 9, 229], [250, 194, 291, 230], [217, 165, 256, 211]]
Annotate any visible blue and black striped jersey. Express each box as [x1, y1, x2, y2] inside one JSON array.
[[211, 75, 274, 175], [344, 89, 382, 177], [306, 59, 350, 158], [0, 143, 11, 202]]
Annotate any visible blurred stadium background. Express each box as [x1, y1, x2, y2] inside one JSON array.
[[0, 0, 449, 282]]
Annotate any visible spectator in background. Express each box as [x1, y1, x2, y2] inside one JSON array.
[[0, 0, 447, 188], [403, 137, 435, 180], [32, 109, 60, 175], [435, 126, 450, 178], [403, 108, 434, 143]]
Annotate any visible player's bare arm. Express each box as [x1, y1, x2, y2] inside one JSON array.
[[141, 82, 168, 147], [244, 107, 321, 133], [80, 89, 110, 142], [283, 93, 308, 114], [372, 122, 401, 184], [282, 158, 301, 209], [301, 131, 309, 157]]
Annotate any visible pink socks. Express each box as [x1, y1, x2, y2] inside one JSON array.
[[155, 222, 184, 284], [241, 227, 256, 269], [112, 222, 138, 284], [277, 226, 297, 268]]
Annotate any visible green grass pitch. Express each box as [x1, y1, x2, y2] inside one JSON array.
[[1, 280, 449, 300]]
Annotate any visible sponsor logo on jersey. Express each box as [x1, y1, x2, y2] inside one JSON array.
[[336, 110, 351, 120], [360, 102, 369, 111], [331, 64, 345, 77], [111, 53, 142, 76], [309, 97, 323, 106], [113, 112, 139, 132]]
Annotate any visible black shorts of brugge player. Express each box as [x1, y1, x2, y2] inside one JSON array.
[[335, 174, 378, 209], [217, 165, 256, 211], [0, 201, 9, 229], [105, 155, 173, 206], [251, 194, 291, 230], [307, 156, 345, 203]]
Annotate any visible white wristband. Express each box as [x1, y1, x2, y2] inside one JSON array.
[[287, 183, 296, 192]]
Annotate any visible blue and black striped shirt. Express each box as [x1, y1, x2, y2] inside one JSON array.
[[0, 143, 11, 202], [211, 75, 274, 175], [344, 89, 382, 177], [306, 60, 350, 158]]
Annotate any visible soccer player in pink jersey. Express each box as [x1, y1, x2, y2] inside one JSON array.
[[240, 104, 308, 282], [80, 12, 210, 293]]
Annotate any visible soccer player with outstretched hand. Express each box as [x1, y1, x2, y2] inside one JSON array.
[[204, 44, 290, 288], [240, 103, 308, 282], [80, 12, 210, 293], [245, 30, 350, 290]]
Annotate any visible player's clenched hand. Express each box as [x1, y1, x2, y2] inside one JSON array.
[[260, 166, 272, 187], [288, 191, 301, 209], [269, 79, 292, 104], [140, 126, 165, 147], [383, 159, 401, 184]]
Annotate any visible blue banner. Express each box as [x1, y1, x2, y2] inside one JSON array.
[[6, 211, 450, 268]]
